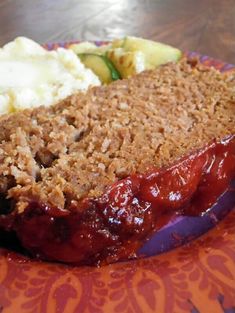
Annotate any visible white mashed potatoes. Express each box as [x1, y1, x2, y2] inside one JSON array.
[[0, 37, 101, 114]]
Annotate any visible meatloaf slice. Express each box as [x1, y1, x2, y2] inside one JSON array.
[[0, 58, 234, 265]]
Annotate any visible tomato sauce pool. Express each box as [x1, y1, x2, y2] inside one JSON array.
[[1, 136, 235, 266]]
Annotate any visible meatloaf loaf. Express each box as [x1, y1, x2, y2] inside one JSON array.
[[0, 58, 234, 265]]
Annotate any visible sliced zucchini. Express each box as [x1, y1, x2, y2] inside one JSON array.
[[69, 42, 97, 54], [69, 42, 112, 55], [95, 43, 112, 54], [106, 48, 145, 78], [122, 36, 182, 69], [70, 37, 182, 82], [110, 38, 125, 49], [78, 53, 121, 84]]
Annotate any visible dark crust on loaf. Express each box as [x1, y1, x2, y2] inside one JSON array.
[[0, 58, 234, 212]]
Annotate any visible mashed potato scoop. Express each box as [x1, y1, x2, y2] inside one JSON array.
[[0, 37, 100, 114]]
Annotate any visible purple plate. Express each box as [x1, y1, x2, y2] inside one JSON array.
[[139, 181, 235, 257]]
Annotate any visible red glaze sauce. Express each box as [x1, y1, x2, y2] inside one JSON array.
[[2, 136, 235, 265]]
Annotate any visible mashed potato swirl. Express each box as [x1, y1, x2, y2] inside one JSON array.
[[0, 37, 100, 114]]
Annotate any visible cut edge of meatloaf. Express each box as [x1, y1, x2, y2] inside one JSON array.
[[0, 58, 234, 213]]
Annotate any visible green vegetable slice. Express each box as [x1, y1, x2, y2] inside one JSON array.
[[122, 36, 182, 69], [78, 53, 121, 84]]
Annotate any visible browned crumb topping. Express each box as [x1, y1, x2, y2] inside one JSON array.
[[0, 58, 234, 211]]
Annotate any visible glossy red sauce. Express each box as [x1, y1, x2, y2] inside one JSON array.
[[1, 136, 235, 265]]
